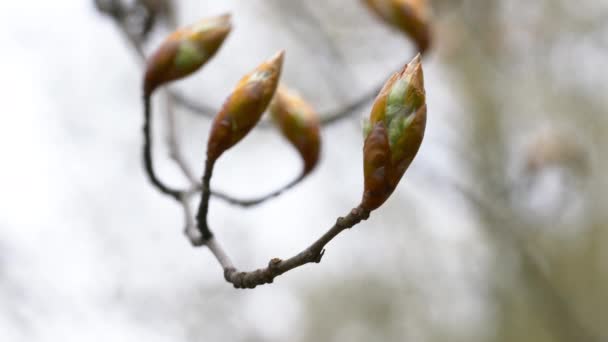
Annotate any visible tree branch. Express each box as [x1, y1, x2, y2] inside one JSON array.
[[102, 4, 393, 290], [192, 151, 371, 289], [207, 207, 370, 289]]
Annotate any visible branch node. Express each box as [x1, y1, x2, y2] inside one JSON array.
[[336, 217, 346, 226], [351, 207, 371, 222], [269, 258, 282, 269], [224, 267, 237, 282], [314, 249, 325, 263]]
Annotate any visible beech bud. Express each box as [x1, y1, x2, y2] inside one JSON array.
[[363, 0, 432, 54], [269, 86, 321, 175], [361, 54, 426, 210], [207, 51, 284, 161], [143, 14, 231, 96]]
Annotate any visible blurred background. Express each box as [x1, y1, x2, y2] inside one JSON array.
[[1, 0, 607, 341]]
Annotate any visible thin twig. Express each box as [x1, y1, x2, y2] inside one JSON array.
[[169, 91, 217, 117], [318, 85, 382, 126], [165, 93, 200, 185], [205, 237, 235, 270], [142, 95, 184, 201], [207, 206, 370, 289], [210, 174, 305, 207]]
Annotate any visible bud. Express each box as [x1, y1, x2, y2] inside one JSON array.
[[207, 51, 284, 161], [361, 54, 426, 210], [143, 14, 231, 96], [269, 86, 321, 175], [363, 0, 432, 54]]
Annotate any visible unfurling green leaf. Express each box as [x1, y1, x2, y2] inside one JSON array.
[[361, 53, 426, 211]]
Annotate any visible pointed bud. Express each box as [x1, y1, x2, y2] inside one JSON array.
[[361, 54, 426, 211], [143, 14, 231, 96], [363, 0, 432, 54], [269, 86, 321, 175], [207, 51, 284, 161]]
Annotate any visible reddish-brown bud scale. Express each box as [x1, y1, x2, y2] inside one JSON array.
[[143, 14, 231, 96], [270, 86, 321, 175], [363, 0, 432, 54], [360, 54, 426, 211], [207, 51, 285, 162], [362, 123, 393, 210]]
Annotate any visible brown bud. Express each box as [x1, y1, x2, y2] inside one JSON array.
[[207, 51, 285, 161], [362, 123, 392, 210], [143, 14, 231, 96], [269, 86, 321, 175], [361, 54, 426, 211], [363, 0, 432, 54]]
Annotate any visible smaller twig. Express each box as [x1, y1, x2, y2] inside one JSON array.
[[108, 6, 146, 60], [164, 101, 310, 208], [165, 93, 200, 185], [210, 174, 305, 207], [169, 91, 217, 117], [249, 85, 381, 129], [318, 85, 382, 126], [195, 158, 216, 240], [142, 96, 185, 201]]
